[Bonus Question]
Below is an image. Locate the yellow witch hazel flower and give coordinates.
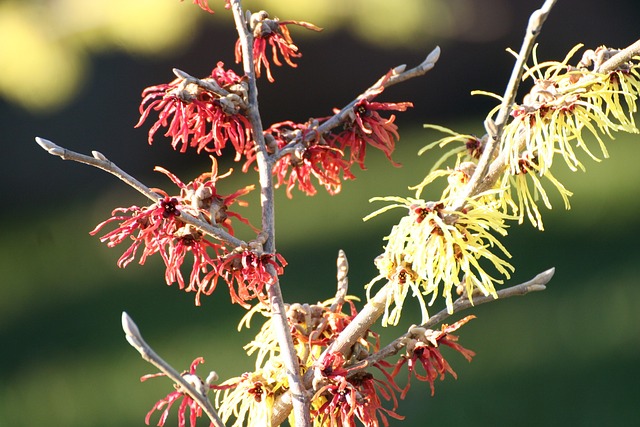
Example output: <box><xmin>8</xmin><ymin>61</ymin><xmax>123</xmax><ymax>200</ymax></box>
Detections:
<box><xmin>365</xmin><ymin>184</ymin><xmax>515</xmax><ymax>325</ymax></box>
<box><xmin>497</xmin><ymin>44</ymin><xmax>640</xmax><ymax>227</ymax></box>
<box><xmin>238</xmin><ymin>303</ymin><xmax>281</xmax><ymax>370</ymax></box>
<box><xmin>214</xmin><ymin>357</ymin><xmax>289</xmax><ymax>427</ymax></box>
<box><xmin>501</xmin><ymin>150</ymin><xmax>573</xmax><ymax>230</ymax></box>
<box><xmin>365</xmin><ymin>43</ymin><xmax>640</xmax><ymax>327</ymax></box>
<box><xmin>211</xmin><ymin>305</ymin><xmax>289</xmax><ymax>427</ymax></box>
<box><xmin>217</xmin><ymin>296</ymin><xmax>365</xmax><ymax>426</ymax></box>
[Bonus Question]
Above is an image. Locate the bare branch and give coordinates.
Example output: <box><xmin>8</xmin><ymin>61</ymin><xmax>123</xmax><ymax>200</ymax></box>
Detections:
<box><xmin>228</xmin><ymin>2</ymin><xmax>311</xmax><ymax>426</ymax></box>
<box><xmin>450</xmin><ymin>0</ymin><xmax>558</xmax><ymax>210</ymax></box>
<box><xmin>121</xmin><ymin>312</ymin><xmax>227</xmax><ymax>427</ymax></box>
<box><xmin>597</xmin><ymin>39</ymin><xmax>640</xmax><ymax>73</ymax></box>
<box><xmin>273</xmin><ymin>46</ymin><xmax>441</xmax><ymax>162</ymax></box>
<box><xmin>359</xmin><ymin>267</ymin><xmax>555</xmax><ymax>368</ymax></box>
<box><xmin>36</xmin><ymin>137</ymin><xmax>160</xmax><ymax>201</ymax></box>
<box><xmin>35</xmin><ymin>137</ymin><xmax>247</xmax><ymax>249</ymax></box>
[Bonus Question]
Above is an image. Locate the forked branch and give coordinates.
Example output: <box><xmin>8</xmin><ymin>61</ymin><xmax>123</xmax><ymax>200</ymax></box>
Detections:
<box><xmin>35</xmin><ymin>137</ymin><xmax>247</xmax><ymax>249</ymax></box>
<box><xmin>121</xmin><ymin>312</ymin><xmax>226</xmax><ymax>427</ymax></box>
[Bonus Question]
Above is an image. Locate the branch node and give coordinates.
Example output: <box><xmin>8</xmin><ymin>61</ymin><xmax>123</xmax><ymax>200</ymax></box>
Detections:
<box><xmin>92</xmin><ymin>151</ymin><xmax>108</xmax><ymax>161</ymax></box>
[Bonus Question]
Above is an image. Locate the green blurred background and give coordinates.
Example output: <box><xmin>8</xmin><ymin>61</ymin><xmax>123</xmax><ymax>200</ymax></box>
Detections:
<box><xmin>2</xmin><ymin>0</ymin><xmax>640</xmax><ymax>425</ymax></box>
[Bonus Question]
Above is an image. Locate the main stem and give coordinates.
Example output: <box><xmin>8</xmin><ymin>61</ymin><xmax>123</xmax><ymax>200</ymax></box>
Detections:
<box><xmin>229</xmin><ymin>2</ymin><xmax>310</xmax><ymax>426</ymax></box>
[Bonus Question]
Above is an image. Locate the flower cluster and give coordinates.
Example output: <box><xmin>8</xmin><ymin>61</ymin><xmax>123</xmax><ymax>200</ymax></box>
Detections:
<box><xmin>331</xmin><ymin>99</ymin><xmax>413</xmax><ymax>169</ymax></box>
<box><xmin>365</xmin><ymin>44</ymin><xmax>640</xmax><ymax>327</ymax></box>
<box><xmin>215</xmin><ymin>296</ymin><xmax>403</xmax><ymax>426</ymax></box>
<box><xmin>390</xmin><ymin>315</ymin><xmax>476</xmax><ymax>397</ymax></box>
<box><xmin>142</xmin><ymin>357</ymin><xmax>216</xmax><ymax>427</ymax></box>
<box><xmin>91</xmin><ymin>159</ymin><xmax>285</xmax><ymax>307</ymax></box>
<box><xmin>267</xmin><ymin>120</ymin><xmax>355</xmax><ymax>197</ymax></box>
<box><xmin>239</xmin><ymin>296</ymin><xmax>363</xmax><ymax>370</ymax></box>
<box><xmin>366</xmin><ymin>193</ymin><xmax>514</xmax><ymax>324</ymax></box>
<box><xmin>499</xmin><ymin>44</ymin><xmax>640</xmax><ymax>228</ymax></box>
<box><xmin>238</xmin><ymin>10</ymin><xmax>322</xmax><ymax>82</ymax></box>
<box><xmin>266</xmin><ymin>95</ymin><xmax>413</xmax><ymax>198</ymax></box>
<box><xmin>311</xmin><ymin>352</ymin><xmax>403</xmax><ymax>427</ymax></box>
<box><xmin>219</xmin><ymin>250</ymin><xmax>287</xmax><ymax>308</ymax></box>
<box><xmin>214</xmin><ymin>358</ymin><xmax>290</xmax><ymax>427</ymax></box>
<box><xmin>136</xmin><ymin>62</ymin><xmax>252</xmax><ymax>158</ymax></box>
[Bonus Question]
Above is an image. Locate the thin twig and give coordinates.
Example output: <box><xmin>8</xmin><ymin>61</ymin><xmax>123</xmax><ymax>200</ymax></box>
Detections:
<box><xmin>450</xmin><ymin>0</ymin><xmax>557</xmax><ymax>210</ymax></box>
<box><xmin>330</xmin><ymin>249</ymin><xmax>350</xmax><ymax>312</ymax></box>
<box><xmin>121</xmin><ymin>312</ymin><xmax>226</xmax><ymax>427</ymax></box>
<box><xmin>356</xmin><ymin>267</ymin><xmax>554</xmax><ymax>369</ymax></box>
<box><xmin>36</xmin><ymin>137</ymin><xmax>160</xmax><ymax>200</ymax></box>
<box><xmin>35</xmin><ymin>137</ymin><xmax>247</xmax><ymax>249</ymax></box>
<box><xmin>274</xmin><ymin>46</ymin><xmax>441</xmax><ymax>161</ymax></box>
<box><xmin>228</xmin><ymin>2</ymin><xmax>311</xmax><ymax>426</ymax></box>
<box><xmin>315</xmin><ymin>47</ymin><xmax>441</xmax><ymax>136</ymax></box>
<box><xmin>597</xmin><ymin>39</ymin><xmax>640</xmax><ymax>73</ymax></box>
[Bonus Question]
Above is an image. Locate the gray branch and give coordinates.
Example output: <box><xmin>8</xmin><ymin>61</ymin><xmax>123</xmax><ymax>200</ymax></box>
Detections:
<box><xmin>35</xmin><ymin>137</ymin><xmax>247</xmax><ymax>249</ymax></box>
<box><xmin>121</xmin><ymin>312</ymin><xmax>226</xmax><ymax>427</ymax></box>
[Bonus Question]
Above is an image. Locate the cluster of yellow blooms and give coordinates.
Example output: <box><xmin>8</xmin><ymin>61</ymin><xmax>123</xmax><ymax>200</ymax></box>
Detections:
<box><xmin>213</xmin><ymin>298</ymin><xmax>377</xmax><ymax>427</ymax></box>
<box><xmin>366</xmin><ymin>45</ymin><xmax>640</xmax><ymax>325</ymax></box>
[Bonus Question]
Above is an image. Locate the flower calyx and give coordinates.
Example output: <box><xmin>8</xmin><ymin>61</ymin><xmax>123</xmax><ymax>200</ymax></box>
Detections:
<box><xmin>577</xmin><ymin>45</ymin><xmax>630</xmax><ymax>72</ymax></box>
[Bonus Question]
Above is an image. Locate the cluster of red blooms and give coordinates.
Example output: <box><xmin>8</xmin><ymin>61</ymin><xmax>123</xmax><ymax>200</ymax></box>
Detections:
<box><xmin>136</xmin><ymin>61</ymin><xmax>252</xmax><ymax>157</ymax></box>
<box><xmin>106</xmin><ymin>2</ymin><xmax>435</xmax><ymax>427</ymax></box>
<box><xmin>134</xmin><ymin>7</ymin><xmax>412</xmax><ymax>198</ymax></box>
<box><xmin>390</xmin><ymin>315</ymin><xmax>477</xmax><ymax>398</ymax></box>
<box><xmin>238</xmin><ymin>10</ymin><xmax>322</xmax><ymax>82</ymax></box>
<box><xmin>313</xmin><ymin>352</ymin><xmax>404</xmax><ymax>427</ymax></box>
<box><xmin>307</xmin><ymin>316</ymin><xmax>476</xmax><ymax>426</ymax></box>
<box><xmin>266</xmin><ymin>120</ymin><xmax>355</xmax><ymax>197</ymax></box>
<box><xmin>142</xmin><ymin>357</ymin><xmax>213</xmax><ymax>427</ymax></box>
<box><xmin>91</xmin><ymin>159</ymin><xmax>285</xmax><ymax>308</ymax></box>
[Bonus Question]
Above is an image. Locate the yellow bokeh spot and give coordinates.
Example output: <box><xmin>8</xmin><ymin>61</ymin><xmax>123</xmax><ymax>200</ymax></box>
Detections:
<box><xmin>104</xmin><ymin>0</ymin><xmax>201</xmax><ymax>55</ymax></box>
<box><xmin>0</xmin><ymin>3</ymin><xmax>85</xmax><ymax>112</ymax></box>
<box><xmin>0</xmin><ymin>0</ymin><xmax>202</xmax><ymax>112</ymax></box>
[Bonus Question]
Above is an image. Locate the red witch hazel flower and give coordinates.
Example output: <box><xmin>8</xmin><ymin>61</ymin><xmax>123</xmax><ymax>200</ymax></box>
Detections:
<box><xmin>184</xmin><ymin>0</ymin><xmax>214</xmax><ymax>14</ymax></box>
<box><xmin>312</xmin><ymin>352</ymin><xmax>404</xmax><ymax>427</ymax></box>
<box><xmin>390</xmin><ymin>315</ymin><xmax>476</xmax><ymax>398</ymax></box>
<box><xmin>266</xmin><ymin>121</ymin><xmax>355</xmax><ymax>197</ymax></box>
<box><xmin>237</xmin><ymin>10</ymin><xmax>322</xmax><ymax>82</ymax></box>
<box><xmin>136</xmin><ymin>62</ymin><xmax>252</xmax><ymax>159</ymax></box>
<box><xmin>91</xmin><ymin>158</ymin><xmax>258</xmax><ymax>306</ymax></box>
<box><xmin>219</xmin><ymin>248</ymin><xmax>287</xmax><ymax>308</ymax></box>
<box><xmin>142</xmin><ymin>357</ymin><xmax>216</xmax><ymax>427</ymax></box>
<box><xmin>332</xmin><ymin>97</ymin><xmax>413</xmax><ymax>169</ymax></box>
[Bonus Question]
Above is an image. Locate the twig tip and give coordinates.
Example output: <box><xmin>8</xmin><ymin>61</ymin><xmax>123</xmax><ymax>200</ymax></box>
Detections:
<box><xmin>35</xmin><ymin>137</ymin><xmax>64</xmax><ymax>156</ymax></box>
<box><xmin>427</xmin><ymin>46</ymin><xmax>441</xmax><ymax>63</ymax></box>
<box><xmin>121</xmin><ymin>311</ymin><xmax>141</xmax><ymax>340</ymax></box>
<box><xmin>173</xmin><ymin>68</ymin><xmax>189</xmax><ymax>79</ymax></box>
